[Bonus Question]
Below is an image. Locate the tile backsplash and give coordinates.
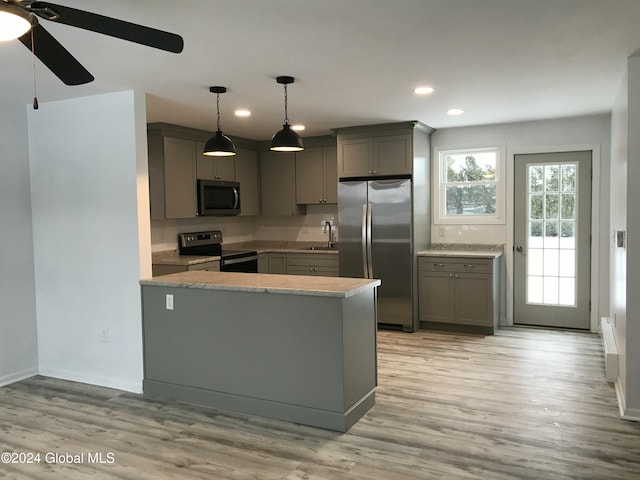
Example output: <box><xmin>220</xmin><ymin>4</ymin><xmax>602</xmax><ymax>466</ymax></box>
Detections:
<box><xmin>151</xmin><ymin>204</ymin><xmax>339</xmax><ymax>252</ymax></box>
<box><xmin>432</xmin><ymin>224</ymin><xmax>507</xmax><ymax>245</ymax></box>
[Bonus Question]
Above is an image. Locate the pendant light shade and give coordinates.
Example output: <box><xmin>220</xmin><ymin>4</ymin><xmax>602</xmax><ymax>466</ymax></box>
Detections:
<box><xmin>204</xmin><ymin>86</ymin><xmax>236</xmax><ymax>157</ymax></box>
<box><xmin>270</xmin><ymin>76</ymin><xmax>304</xmax><ymax>152</ymax></box>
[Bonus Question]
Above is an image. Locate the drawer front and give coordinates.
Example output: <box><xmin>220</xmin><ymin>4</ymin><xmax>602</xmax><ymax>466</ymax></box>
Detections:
<box><xmin>287</xmin><ymin>253</ymin><xmax>338</xmax><ymax>269</ymax></box>
<box><xmin>419</xmin><ymin>257</ymin><xmax>492</xmax><ymax>274</ymax></box>
<box><xmin>287</xmin><ymin>265</ymin><xmax>339</xmax><ymax>277</ymax></box>
<box><xmin>188</xmin><ymin>261</ymin><xmax>220</xmax><ymax>272</ymax></box>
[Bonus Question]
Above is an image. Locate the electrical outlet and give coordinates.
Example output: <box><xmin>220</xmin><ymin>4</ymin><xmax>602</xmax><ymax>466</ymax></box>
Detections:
<box><xmin>320</xmin><ymin>215</ymin><xmax>335</xmax><ymax>226</ymax></box>
<box><xmin>100</xmin><ymin>328</ymin><xmax>109</xmax><ymax>342</ymax></box>
<box><xmin>166</xmin><ymin>294</ymin><xmax>174</xmax><ymax>310</ymax></box>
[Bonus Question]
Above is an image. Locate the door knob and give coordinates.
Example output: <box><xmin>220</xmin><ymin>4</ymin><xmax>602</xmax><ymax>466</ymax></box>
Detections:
<box><xmin>516</xmin><ymin>246</ymin><xmax>523</xmax><ymax>252</ymax></box>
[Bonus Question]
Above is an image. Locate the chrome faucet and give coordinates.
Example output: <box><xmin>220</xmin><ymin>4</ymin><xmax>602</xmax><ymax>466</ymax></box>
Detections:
<box><xmin>323</xmin><ymin>221</ymin><xmax>335</xmax><ymax>247</ymax></box>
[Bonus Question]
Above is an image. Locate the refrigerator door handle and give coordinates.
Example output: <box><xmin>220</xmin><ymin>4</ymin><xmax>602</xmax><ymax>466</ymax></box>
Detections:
<box><xmin>361</xmin><ymin>204</ymin><xmax>369</xmax><ymax>278</ymax></box>
<box><xmin>366</xmin><ymin>203</ymin><xmax>373</xmax><ymax>278</ymax></box>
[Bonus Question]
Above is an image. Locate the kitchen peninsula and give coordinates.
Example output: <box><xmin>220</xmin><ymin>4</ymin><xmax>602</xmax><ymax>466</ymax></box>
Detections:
<box><xmin>140</xmin><ymin>271</ymin><xmax>380</xmax><ymax>432</ymax></box>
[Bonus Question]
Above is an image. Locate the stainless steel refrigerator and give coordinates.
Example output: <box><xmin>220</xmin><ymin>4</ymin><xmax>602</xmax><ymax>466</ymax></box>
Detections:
<box><xmin>338</xmin><ymin>177</ymin><xmax>413</xmax><ymax>331</ymax></box>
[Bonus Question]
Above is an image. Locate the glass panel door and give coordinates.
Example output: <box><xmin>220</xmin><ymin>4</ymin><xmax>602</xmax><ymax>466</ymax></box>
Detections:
<box><xmin>514</xmin><ymin>151</ymin><xmax>591</xmax><ymax>329</ymax></box>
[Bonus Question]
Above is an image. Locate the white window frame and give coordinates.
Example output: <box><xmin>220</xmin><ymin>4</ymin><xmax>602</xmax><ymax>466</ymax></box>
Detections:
<box><xmin>433</xmin><ymin>144</ymin><xmax>505</xmax><ymax>225</ymax></box>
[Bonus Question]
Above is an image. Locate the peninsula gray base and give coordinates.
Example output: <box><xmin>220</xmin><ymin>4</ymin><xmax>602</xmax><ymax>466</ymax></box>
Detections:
<box><xmin>143</xmin><ymin>379</ymin><xmax>375</xmax><ymax>432</ymax></box>
<box><xmin>141</xmin><ymin>273</ymin><xmax>379</xmax><ymax>432</ymax></box>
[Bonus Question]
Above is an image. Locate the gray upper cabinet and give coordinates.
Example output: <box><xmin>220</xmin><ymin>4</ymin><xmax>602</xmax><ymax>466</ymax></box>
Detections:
<box><xmin>195</xmin><ymin>140</ymin><xmax>236</xmax><ymax>181</ymax></box>
<box><xmin>295</xmin><ymin>144</ymin><xmax>338</xmax><ymax>204</ymax></box>
<box><xmin>148</xmin><ymin>123</ymin><xmax>260</xmax><ymax>220</ymax></box>
<box><xmin>234</xmin><ymin>148</ymin><xmax>260</xmax><ymax>216</ymax></box>
<box><xmin>148</xmin><ymin>133</ymin><xmax>197</xmax><ymax>219</ymax></box>
<box><xmin>261</xmin><ymin>151</ymin><xmax>305</xmax><ymax>216</ymax></box>
<box><xmin>337</xmin><ymin>124</ymin><xmax>418</xmax><ymax>178</ymax></box>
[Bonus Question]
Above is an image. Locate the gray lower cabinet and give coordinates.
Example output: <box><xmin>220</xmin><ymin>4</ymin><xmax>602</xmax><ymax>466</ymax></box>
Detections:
<box><xmin>257</xmin><ymin>253</ymin><xmax>269</xmax><ymax>273</ymax></box>
<box><xmin>268</xmin><ymin>253</ymin><xmax>288</xmax><ymax>274</ymax></box>
<box><xmin>418</xmin><ymin>256</ymin><xmax>499</xmax><ymax>334</ymax></box>
<box><xmin>152</xmin><ymin>261</ymin><xmax>220</xmax><ymax>277</ymax></box>
<box><xmin>287</xmin><ymin>253</ymin><xmax>338</xmax><ymax>277</ymax></box>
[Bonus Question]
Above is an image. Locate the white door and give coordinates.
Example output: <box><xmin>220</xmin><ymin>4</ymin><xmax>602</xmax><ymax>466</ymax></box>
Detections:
<box><xmin>514</xmin><ymin>151</ymin><xmax>591</xmax><ymax>329</ymax></box>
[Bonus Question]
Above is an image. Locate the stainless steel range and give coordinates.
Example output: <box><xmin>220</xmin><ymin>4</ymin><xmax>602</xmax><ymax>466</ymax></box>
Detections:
<box><xmin>178</xmin><ymin>231</ymin><xmax>258</xmax><ymax>273</ymax></box>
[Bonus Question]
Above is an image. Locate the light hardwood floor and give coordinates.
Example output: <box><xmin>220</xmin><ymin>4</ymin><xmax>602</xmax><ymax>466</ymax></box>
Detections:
<box><xmin>1</xmin><ymin>328</ymin><xmax>639</xmax><ymax>479</ymax></box>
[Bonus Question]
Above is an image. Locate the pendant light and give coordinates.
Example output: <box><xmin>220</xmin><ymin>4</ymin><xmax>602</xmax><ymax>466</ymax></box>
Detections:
<box><xmin>204</xmin><ymin>86</ymin><xmax>236</xmax><ymax>157</ymax></box>
<box><xmin>270</xmin><ymin>76</ymin><xmax>304</xmax><ymax>152</ymax></box>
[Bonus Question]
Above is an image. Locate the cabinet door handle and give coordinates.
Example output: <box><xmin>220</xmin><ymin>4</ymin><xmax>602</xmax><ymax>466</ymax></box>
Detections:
<box><xmin>463</xmin><ymin>264</ymin><xmax>476</xmax><ymax>268</ymax></box>
<box><xmin>454</xmin><ymin>274</ymin><xmax>459</xmax><ymax>278</ymax></box>
<box><xmin>433</xmin><ymin>263</ymin><xmax>446</xmax><ymax>267</ymax></box>
<box><xmin>449</xmin><ymin>273</ymin><xmax>453</xmax><ymax>277</ymax></box>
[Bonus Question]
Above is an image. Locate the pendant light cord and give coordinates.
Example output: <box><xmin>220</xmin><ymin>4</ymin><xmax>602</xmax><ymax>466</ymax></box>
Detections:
<box><xmin>31</xmin><ymin>29</ymin><xmax>39</xmax><ymax>110</ymax></box>
<box><xmin>283</xmin><ymin>83</ymin><xmax>289</xmax><ymax>125</ymax></box>
<box><xmin>216</xmin><ymin>92</ymin><xmax>221</xmax><ymax>131</ymax></box>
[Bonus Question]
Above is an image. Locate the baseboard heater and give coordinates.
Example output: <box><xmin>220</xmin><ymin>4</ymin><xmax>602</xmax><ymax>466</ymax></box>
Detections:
<box><xmin>601</xmin><ymin>316</ymin><xmax>619</xmax><ymax>383</ymax></box>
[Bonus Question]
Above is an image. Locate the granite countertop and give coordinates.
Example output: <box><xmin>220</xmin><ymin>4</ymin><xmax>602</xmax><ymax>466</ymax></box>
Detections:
<box><xmin>417</xmin><ymin>243</ymin><xmax>504</xmax><ymax>259</ymax></box>
<box><xmin>152</xmin><ymin>250</ymin><xmax>221</xmax><ymax>266</ymax></box>
<box><xmin>152</xmin><ymin>241</ymin><xmax>337</xmax><ymax>266</ymax></box>
<box><xmin>140</xmin><ymin>271</ymin><xmax>380</xmax><ymax>298</ymax></box>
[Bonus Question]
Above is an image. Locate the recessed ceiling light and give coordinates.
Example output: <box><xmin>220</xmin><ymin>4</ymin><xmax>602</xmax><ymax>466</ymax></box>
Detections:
<box><xmin>447</xmin><ymin>108</ymin><xmax>464</xmax><ymax>116</ymax></box>
<box><xmin>291</xmin><ymin>124</ymin><xmax>305</xmax><ymax>131</ymax></box>
<box><xmin>414</xmin><ymin>86</ymin><xmax>434</xmax><ymax>95</ymax></box>
<box><xmin>235</xmin><ymin>109</ymin><xmax>251</xmax><ymax>117</ymax></box>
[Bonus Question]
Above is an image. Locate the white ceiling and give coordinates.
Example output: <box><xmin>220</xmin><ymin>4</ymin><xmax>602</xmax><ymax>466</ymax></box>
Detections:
<box><xmin>3</xmin><ymin>0</ymin><xmax>640</xmax><ymax>141</ymax></box>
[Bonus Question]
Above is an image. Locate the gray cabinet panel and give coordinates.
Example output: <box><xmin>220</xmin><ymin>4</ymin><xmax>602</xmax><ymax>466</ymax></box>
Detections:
<box><xmin>268</xmin><ymin>253</ymin><xmax>287</xmax><ymax>274</ymax></box>
<box><xmin>295</xmin><ymin>146</ymin><xmax>338</xmax><ymax>204</ymax></box>
<box><xmin>418</xmin><ymin>256</ymin><xmax>499</xmax><ymax>333</ymax></box>
<box><xmin>141</xmin><ymin>283</ymin><xmax>377</xmax><ymax>431</ymax></box>
<box><xmin>261</xmin><ymin>152</ymin><xmax>304</xmax><ymax>216</ymax></box>
<box><xmin>235</xmin><ymin>148</ymin><xmax>259</xmax><ymax>216</ymax></box>
<box><xmin>162</xmin><ymin>137</ymin><xmax>197</xmax><ymax>219</ymax></box>
<box><xmin>418</xmin><ymin>272</ymin><xmax>453</xmax><ymax>323</ymax></box>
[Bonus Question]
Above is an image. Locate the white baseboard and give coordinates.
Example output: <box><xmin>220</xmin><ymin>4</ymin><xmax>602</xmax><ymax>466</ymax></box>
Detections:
<box><xmin>615</xmin><ymin>380</ymin><xmax>640</xmax><ymax>422</ymax></box>
<box><xmin>600</xmin><ymin>317</ymin><xmax>618</xmax><ymax>383</ymax></box>
<box><xmin>38</xmin><ymin>367</ymin><xmax>143</xmax><ymax>394</ymax></box>
<box><xmin>0</xmin><ymin>367</ymin><xmax>38</xmax><ymax>387</ymax></box>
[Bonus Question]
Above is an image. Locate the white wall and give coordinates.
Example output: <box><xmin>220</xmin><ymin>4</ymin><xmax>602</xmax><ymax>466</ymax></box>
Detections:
<box><xmin>0</xmin><ymin>102</ymin><xmax>38</xmax><ymax>386</ymax></box>
<box><xmin>610</xmin><ymin>58</ymin><xmax>629</xmax><ymax>410</ymax></box>
<box><xmin>432</xmin><ymin>114</ymin><xmax>611</xmax><ymax>327</ymax></box>
<box><xmin>624</xmin><ymin>56</ymin><xmax>640</xmax><ymax>416</ymax></box>
<box><xmin>28</xmin><ymin>91</ymin><xmax>150</xmax><ymax>393</ymax></box>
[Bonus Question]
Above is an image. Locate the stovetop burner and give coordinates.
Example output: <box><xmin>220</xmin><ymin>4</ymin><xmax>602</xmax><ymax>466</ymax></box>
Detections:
<box><xmin>177</xmin><ymin>231</ymin><xmax>257</xmax><ymax>262</ymax></box>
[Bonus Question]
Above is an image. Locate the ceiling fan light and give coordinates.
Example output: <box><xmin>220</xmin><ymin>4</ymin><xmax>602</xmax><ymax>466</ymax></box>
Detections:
<box><xmin>0</xmin><ymin>5</ymin><xmax>35</xmax><ymax>41</ymax></box>
<box><xmin>204</xmin><ymin>130</ymin><xmax>236</xmax><ymax>157</ymax></box>
<box><xmin>270</xmin><ymin>124</ymin><xmax>304</xmax><ymax>152</ymax></box>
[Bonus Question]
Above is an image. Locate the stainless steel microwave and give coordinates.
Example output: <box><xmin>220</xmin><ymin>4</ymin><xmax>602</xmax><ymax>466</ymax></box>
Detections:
<box><xmin>197</xmin><ymin>179</ymin><xmax>240</xmax><ymax>216</ymax></box>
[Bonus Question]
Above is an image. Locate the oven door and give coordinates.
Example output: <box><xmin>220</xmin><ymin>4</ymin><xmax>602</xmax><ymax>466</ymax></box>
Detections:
<box><xmin>221</xmin><ymin>255</ymin><xmax>258</xmax><ymax>273</ymax></box>
<box><xmin>197</xmin><ymin>179</ymin><xmax>240</xmax><ymax>216</ymax></box>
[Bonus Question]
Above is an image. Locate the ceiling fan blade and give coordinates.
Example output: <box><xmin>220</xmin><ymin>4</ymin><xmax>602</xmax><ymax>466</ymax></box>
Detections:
<box><xmin>30</xmin><ymin>2</ymin><xmax>184</xmax><ymax>53</ymax></box>
<box><xmin>19</xmin><ymin>23</ymin><xmax>94</xmax><ymax>85</ymax></box>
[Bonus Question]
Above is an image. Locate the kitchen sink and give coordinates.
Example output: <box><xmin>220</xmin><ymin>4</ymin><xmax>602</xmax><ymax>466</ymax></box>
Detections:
<box><xmin>306</xmin><ymin>246</ymin><xmax>338</xmax><ymax>251</ymax></box>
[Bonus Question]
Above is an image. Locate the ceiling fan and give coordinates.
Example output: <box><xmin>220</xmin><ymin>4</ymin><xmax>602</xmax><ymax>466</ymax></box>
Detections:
<box><xmin>0</xmin><ymin>0</ymin><xmax>184</xmax><ymax>86</ymax></box>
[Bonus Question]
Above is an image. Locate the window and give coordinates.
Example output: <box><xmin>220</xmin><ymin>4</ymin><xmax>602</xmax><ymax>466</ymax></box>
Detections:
<box><xmin>434</xmin><ymin>145</ymin><xmax>504</xmax><ymax>224</ymax></box>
